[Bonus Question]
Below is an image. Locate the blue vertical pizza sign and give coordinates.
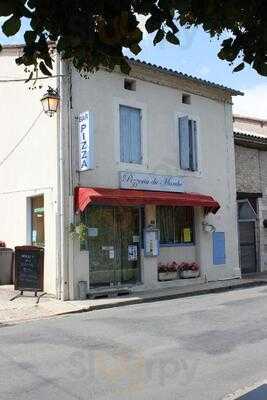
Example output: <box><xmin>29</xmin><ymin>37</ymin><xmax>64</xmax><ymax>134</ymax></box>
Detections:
<box><xmin>79</xmin><ymin>111</ymin><xmax>94</xmax><ymax>171</ymax></box>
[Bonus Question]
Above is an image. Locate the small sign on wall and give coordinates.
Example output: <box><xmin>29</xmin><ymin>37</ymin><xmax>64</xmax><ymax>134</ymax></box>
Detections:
<box><xmin>88</xmin><ymin>228</ymin><xmax>98</xmax><ymax>237</ymax></box>
<box><xmin>213</xmin><ymin>232</ymin><xmax>226</xmax><ymax>265</ymax></box>
<box><xmin>79</xmin><ymin>111</ymin><xmax>94</xmax><ymax>171</ymax></box>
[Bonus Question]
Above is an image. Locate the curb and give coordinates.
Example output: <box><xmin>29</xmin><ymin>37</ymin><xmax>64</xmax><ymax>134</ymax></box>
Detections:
<box><xmin>62</xmin><ymin>279</ymin><xmax>267</xmax><ymax>315</ymax></box>
<box><xmin>2</xmin><ymin>280</ymin><xmax>267</xmax><ymax>326</ymax></box>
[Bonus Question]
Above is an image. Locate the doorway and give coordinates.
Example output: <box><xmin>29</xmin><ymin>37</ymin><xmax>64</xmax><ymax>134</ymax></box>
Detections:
<box><xmin>31</xmin><ymin>195</ymin><xmax>45</xmax><ymax>248</ymax></box>
<box><xmin>238</xmin><ymin>200</ymin><xmax>257</xmax><ymax>274</ymax></box>
<box><xmin>86</xmin><ymin>205</ymin><xmax>142</xmax><ymax>288</ymax></box>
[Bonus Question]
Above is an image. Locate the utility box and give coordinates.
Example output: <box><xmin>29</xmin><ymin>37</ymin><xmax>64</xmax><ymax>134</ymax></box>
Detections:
<box><xmin>0</xmin><ymin>248</ymin><xmax>13</xmax><ymax>285</ymax></box>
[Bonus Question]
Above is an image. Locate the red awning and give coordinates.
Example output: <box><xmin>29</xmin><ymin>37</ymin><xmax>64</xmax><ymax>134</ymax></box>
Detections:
<box><xmin>75</xmin><ymin>187</ymin><xmax>220</xmax><ymax>214</ymax></box>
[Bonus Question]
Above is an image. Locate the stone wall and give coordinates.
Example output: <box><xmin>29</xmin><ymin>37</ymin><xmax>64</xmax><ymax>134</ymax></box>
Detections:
<box><xmin>235</xmin><ymin>145</ymin><xmax>261</xmax><ymax>193</ymax></box>
<box><xmin>235</xmin><ymin>141</ymin><xmax>267</xmax><ymax>273</ymax></box>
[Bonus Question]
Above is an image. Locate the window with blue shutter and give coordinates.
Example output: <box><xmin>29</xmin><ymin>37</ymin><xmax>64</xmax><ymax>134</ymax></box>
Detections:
<box><xmin>213</xmin><ymin>232</ymin><xmax>226</xmax><ymax>265</ymax></box>
<box><xmin>120</xmin><ymin>105</ymin><xmax>142</xmax><ymax>164</ymax></box>
<box><xmin>179</xmin><ymin>117</ymin><xmax>198</xmax><ymax>171</ymax></box>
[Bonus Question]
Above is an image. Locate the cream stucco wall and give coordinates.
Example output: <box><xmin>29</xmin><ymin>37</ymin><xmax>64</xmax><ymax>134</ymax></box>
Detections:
<box><xmin>69</xmin><ymin>66</ymin><xmax>240</xmax><ymax>297</ymax></box>
<box><xmin>0</xmin><ymin>48</ymin><xmax>59</xmax><ymax>294</ymax></box>
<box><xmin>0</xmin><ymin>53</ymin><xmax>241</xmax><ymax>300</ymax></box>
<box><xmin>234</xmin><ymin>116</ymin><xmax>267</xmax><ymax>137</ymax></box>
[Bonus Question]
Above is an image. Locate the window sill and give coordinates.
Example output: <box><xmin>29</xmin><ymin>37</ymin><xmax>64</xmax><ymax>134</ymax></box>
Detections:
<box><xmin>179</xmin><ymin>170</ymin><xmax>202</xmax><ymax>178</ymax></box>
<box><xmin>117</xmin><ymin>162</ymin><xmax>147</xmax><ymax>171</ymax></box>
<box><xmin>160</xmin><ymin>243</ymin><xmax>195</xmax><ymax>248</ymax></box>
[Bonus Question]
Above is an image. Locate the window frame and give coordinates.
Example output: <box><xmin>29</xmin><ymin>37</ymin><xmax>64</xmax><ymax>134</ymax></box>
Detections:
<box><xmin>156</xmin><ymin>205</ymin><xmax>195</xmax><ymax>247</ymax></box>
<box><xmin>237</xmin><ymin>199</ymin><xmax>257</xmax><ymax>222</ymax></box>
<box><xmin>114</xmin><ymin>97</ymin><xmax>148</xmax><ymax>170</ymax></box>
<box><xmin>177</xmin><ymin>113</ymin><xmax>202</xmax><ymax>177</ymax></box>
<box><xmin>119</xmin><ymin>105</ymin><xmax>142</xmax><ymax>164</ymax></box>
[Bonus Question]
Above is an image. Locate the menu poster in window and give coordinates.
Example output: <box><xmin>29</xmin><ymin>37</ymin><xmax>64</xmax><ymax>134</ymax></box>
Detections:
<box><xmin>128</xmin><ymin>245</ymin><xmax>138</xmax><ymax>261</ymax></box>
<box><xmin>15</xmin><ymin>246</ymin><xmax>44</xmax><ymax>292</ymax></box>
<box><xmin>183</xmin><ymin>228</ymin><xmax>192</xmax><ymax>243</ymax></box>
<box><xmin>144</xmin><ymin>229</ymin><xmax>159</xmax><ymax>257</ymax></box>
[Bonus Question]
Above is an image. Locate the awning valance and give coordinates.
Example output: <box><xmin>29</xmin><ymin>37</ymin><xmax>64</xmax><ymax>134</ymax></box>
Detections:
<box><xmin>75</xmin><ymin>187</ymin><xmax>220</xmax><ymax>214</ymax></box>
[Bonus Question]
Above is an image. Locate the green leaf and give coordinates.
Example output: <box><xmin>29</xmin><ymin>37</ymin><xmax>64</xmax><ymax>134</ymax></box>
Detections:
<box><xmin>233</xmin><ymin>62</ymin><xmax>244</xmax><ymax>72</ymax></box>
<box><xmin>153</xmin><ymin>29</ymin><xmax>164</xmax><ymax>45</ymax></box>
<box><xmin>253</xmin><ymin>61</ymin><xmax>267</xmax><ymax>76</ymax></box>
<box><xmin>27</xmin><ymin>0</ymin><xmax>37</xmax><ymax>10</ymax></box>
<box><xmin>218</xmin><ymin>47</ymin><xmax>236</xmax><ymax>62</ymax></box>
<box><xmin>25</xmin><ymin>71</ymin><xmax>33</xmax><ymax>83</ymax></box>
<box><xmin>24</xmin><ymin>30</ymin><xmax>37</xmax><ymax>44</ymax></box>
<box><xmin>145</xmin><ymin>16</ymin><xmax>161</xmax><ymax>33</ymax></box>
<box><xmin>2</xmin><ymin>15</ymin><xmax>21</xmax><ymax>37</ymax></box>
<box><xmin>166</xmin><ymin>31</ymin><xmax>180</xmax><ymax>45</ymax></box>
<box><xmin>43</xmin><ymin>55</ymin><xmax>53</xmax><ymax>70</ymax></box>
<box><xmin>0</xmin><ymin>4</ymin><xmax>13</xmax><ymax>16</ymax></box>
<box><xmin>129</xmin><ymin>28</ymin><xmax>142</xmax><ymax>44</ymax></box>
<box><xmin>120</xmin><ymin>58</ymin><xmax>131</xmax><ymax>74</ymax></box>
<box><xmin>129</xmin><ymin>43</ymin><xmax>141</xmax><ymax>55</ymax></box>
<box><xmin>39</xmin><ymin>61</ymin><xmax>52</xmax><ymax>76</ymax></box>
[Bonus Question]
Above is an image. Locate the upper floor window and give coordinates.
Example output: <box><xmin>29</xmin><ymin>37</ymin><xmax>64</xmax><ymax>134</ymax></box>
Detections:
<box><xmin>120</xmin><ymin>105</ymin><xmax>142</xmax><ymax>164</ymax></box>
<box><xmin>124</xmin><ymin>79</ymin><xmax>136</xmax><ymax>91</ymax></box>
<box><xmin>182</xmin><ymin>93</ymin><xmax>191</xmax><ymax>105</ymax></box>
<box><xmin>179</xmin><ymin>116</ymin><xmax>198</xmax><ymax>171</ymax></box>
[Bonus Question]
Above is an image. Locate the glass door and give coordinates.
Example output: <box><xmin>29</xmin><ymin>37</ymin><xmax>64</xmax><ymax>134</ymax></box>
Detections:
<box><xmin>87</xmin><ymin>205</ymin><xmax>141</xmax><ymax>288</ymax></box>
<box><xmin>87</xmin><ymin>206</ymin><xmax>115</xmax><ymax>288</ymax></box>
<box><xmin>115</xmin><ymin>206</ymin><xmax>141</xmax><ymax>285</ymax></box>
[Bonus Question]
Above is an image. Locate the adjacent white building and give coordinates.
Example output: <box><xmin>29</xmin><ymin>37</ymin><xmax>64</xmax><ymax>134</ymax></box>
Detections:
<box><xmin>0</xmin><ymin>46</ymin><xmax>242</xmax><ymax>299</ymax></box>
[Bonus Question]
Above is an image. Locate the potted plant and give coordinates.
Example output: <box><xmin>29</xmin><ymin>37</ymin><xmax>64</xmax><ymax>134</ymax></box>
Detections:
<box><xmin>158</xmin><ymin>261</ymin><xmax>179</xmax><ymax>281</ymax></box>
<box><xmin>69</xmin><ymin>222</ymin><xmax>88</xmax><ymax>241</ymax></box>
<box><xmin>179</xmin><ymin>262</ymin><xmax>200</xmax><ymax>279</ymax></box>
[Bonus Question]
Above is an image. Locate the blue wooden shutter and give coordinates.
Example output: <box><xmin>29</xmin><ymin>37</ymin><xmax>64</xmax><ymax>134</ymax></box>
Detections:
<box><xmin>191</xmin><ymin>120</ymin><xmax>198</xmax><ymax>171</ymax></box>
<box><xmin>120</xmin><ymin>105</ymin><xmax>142</xmax><ymax>164</ymax></box>
<box><xmin>179</xmin><ymin>116</ymin><xmax>190</xmax><ymax>170</ymax></box>
<box><xmin>213</xmin><ymin>232</ymin><xmax>226</xmax><ymax>265</ymax></box>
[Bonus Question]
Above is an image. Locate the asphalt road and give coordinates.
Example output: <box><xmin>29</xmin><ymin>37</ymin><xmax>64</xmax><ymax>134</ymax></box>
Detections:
<box><xmin>1</xmin><ymin>286</ymin><xmax>267</xmax><ymax>400</ymax></box>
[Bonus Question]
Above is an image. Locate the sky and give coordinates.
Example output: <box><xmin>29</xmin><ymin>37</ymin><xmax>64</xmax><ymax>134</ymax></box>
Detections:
<box><xmin>1</xmin><ymin>17</ymin><xmax>266</xmax><ymax>119</ymax></box>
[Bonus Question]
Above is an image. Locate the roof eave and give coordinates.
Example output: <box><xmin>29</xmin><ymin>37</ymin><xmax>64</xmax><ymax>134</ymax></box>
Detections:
<box><xmin>234</xmin><ymin>131</ymin><xmax>267</xmax><ymax>149</ymax></box>
<box><xmin>127</xmin><ymin>57</ymin><xmax>244</xmax><ymax>97</ymax></box>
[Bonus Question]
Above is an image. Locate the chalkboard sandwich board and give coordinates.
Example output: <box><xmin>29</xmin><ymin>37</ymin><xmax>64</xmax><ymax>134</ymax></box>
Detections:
<box><xmin>14</xmin><ymin>246</ymin><xmax>44</xmax><ymax>293</ymax></box>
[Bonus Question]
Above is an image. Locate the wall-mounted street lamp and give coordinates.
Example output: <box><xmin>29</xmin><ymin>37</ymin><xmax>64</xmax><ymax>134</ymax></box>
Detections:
<box><xmin>202</xmin><ymin>221</ymin><xmax>216</xmax><ymax>233</ymax></box>
<box><xmin>40</xmin><ymin>87</ymin><xmax>60</xmax><ymax>117</ymax></box>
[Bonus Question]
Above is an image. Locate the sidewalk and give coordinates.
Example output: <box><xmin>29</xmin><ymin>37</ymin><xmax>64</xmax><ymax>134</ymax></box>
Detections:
<box><xmin>0</xmin><ymin>276</ymin><xmax>267</xmax><ymax>325</ymax></box>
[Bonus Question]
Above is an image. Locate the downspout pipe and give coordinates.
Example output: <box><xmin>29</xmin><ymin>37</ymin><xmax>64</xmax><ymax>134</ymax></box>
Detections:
<box><xmin>56</xmin><ymin>58</ymin><xmax>70</xmax><ymax>300</ymax></box>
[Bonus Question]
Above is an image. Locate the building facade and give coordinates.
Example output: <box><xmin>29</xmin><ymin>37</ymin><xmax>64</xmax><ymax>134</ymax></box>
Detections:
<box><xmin>234</xmin><ymin>115</ymin><xmax>267</xmax><ymax>275</ymax></box>
<box><xmin>0</xmin><ymin>46</ymin><xmax>241</xmax><ymax>300</ymax></box>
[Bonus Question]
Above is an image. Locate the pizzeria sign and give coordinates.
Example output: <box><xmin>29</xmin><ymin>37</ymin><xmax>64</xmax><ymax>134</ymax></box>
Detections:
<box><xmin>119</xmin><ymin>172</ymin><xmax>184</xmax><ymax>192</ymax></box>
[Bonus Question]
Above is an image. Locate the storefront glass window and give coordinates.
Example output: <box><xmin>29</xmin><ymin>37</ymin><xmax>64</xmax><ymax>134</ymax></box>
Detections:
<box><xmin>157</xmin><ymin>206</ymin><xmax>194</xmax><ymax>245</ymax></box>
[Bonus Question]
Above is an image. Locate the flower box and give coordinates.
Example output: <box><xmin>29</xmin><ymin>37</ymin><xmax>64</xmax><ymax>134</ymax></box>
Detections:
<box><xmin>158</xmin><ymin>271</ymin><xmax>178</xmax><ymax>281</ymax></box>
<box><xmin>158</xmin><ymin>261</ymin><xmax>200</xmax><ymax>281</ymax></box>
<box><xmin>180</xmin><ymin>270</ymin><xmax>200</xmax><ymax>279</ymax></box>
<box><xmin>158</xmin><ymin>261</ymin><xmax>179</xmax><ymax>282</ymax></box>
